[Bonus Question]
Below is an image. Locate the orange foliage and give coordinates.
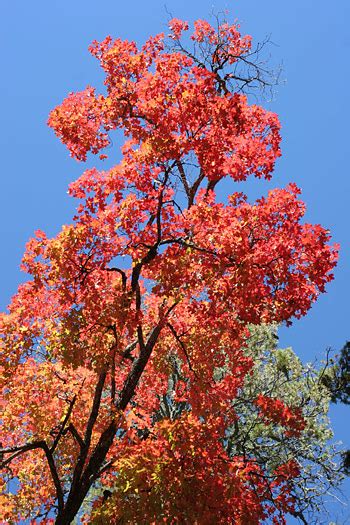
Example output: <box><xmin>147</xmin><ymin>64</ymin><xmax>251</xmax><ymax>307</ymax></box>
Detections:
<box><xmin>0</xmin><ymin>16</ymin><xmax>337</xmax><ymax>524</ymax></box>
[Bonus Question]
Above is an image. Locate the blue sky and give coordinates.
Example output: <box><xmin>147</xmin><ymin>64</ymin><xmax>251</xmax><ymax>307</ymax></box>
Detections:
<box><xmin>1</xmin><ymin>0</ymin><xmax>349</xmax><ymax>522</ymax></box>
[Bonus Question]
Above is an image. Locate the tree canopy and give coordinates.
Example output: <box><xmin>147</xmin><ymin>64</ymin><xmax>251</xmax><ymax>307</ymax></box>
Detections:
<box><xmin>0</xmin><ymin>16</ymin><xmax>339</xmax><ymax>524</ymax></box>
<box><xmin>89</xmin><ymin>325</ymin><xmax>343</xmax><ymax>524</ymax></box>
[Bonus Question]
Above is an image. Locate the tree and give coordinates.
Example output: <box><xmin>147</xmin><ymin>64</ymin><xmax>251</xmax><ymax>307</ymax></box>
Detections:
<box><xmin>320</xmin><ymin>341</ymin><xmax>350</xmax><ymax>476</ymax></box>
<box><xmin>226</xmin><ymin>327</ymin><xmax>344</xmax><ymax>524</ymax></box>
<box><xmin>0</xmin><ymin>17</ymin><xmax>338</xmax><ymax>524</ymax></box>
<box><xmin>88</xmin><ymin>325</ymin><xmax>344</xmax><ymax>524</ymax></box>
<box><xmin>321</xmin><ymin>341</ymin><xmax>350</xmax><ymax>405</ymax></box>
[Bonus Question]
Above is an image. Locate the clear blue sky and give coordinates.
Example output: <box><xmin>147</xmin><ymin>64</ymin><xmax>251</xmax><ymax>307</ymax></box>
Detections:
<box><xmin>1</xmin><ymin>1</ymin><xmax>349</xmax><ymax>522</ymax></box>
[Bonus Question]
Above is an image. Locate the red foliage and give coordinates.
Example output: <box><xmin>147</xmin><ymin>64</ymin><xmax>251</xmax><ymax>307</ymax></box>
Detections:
<box><xmin>255</xmin><ymin>395</ymin><xmax>306</xmax><ymax>437</ymax></box>
<box><xmin>0</xmin><ymin>16</ymin><xmax>338</xmax><ymax>524</ymax></box>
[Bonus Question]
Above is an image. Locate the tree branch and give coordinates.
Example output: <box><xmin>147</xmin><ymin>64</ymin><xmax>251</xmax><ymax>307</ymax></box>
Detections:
<box><xmin>176</xmin><ymin>160</ymin><xmax>191</xmax><ymax>203</ymax></box>
<box><xmin>50</xmin><ymin>394</ymin><xmax>77</xmax><ymax>454</ymax></box>
<box><xmin>167</xmin><ymin>322</ymin><xmax>197</xmax><ymax>376</ymax></box>
<box><xmin>65</xmin><ymin>423</ymin><xmax>85</xmax><ymax>450</ymax></box>
<box><xmin>0</xmin><ymin>441</ymin><xmax>64</xmax><ymax>514</ymax></box>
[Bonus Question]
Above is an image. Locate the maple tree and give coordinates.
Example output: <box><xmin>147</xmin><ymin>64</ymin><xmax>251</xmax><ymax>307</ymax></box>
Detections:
<box><xmin>88</xmin><ymin>326</ymin><xmax>344</xmax><ymax>524</ymax></box>
<box><xmin>0</xmin><ymin>16</ymin><xmax>339</xmax><ymax>524</ymax></box>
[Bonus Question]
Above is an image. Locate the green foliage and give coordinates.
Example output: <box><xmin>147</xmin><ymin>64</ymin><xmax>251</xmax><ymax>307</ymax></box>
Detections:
<box><xmin>321</xmin><ymin>341</ymin><xmax>350</xmax><ymax>405</ymax></box>
<box><xmin>227</xmin><ymin>325</ymin><xmax>344</xmax><ymax>522</ymax></box>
